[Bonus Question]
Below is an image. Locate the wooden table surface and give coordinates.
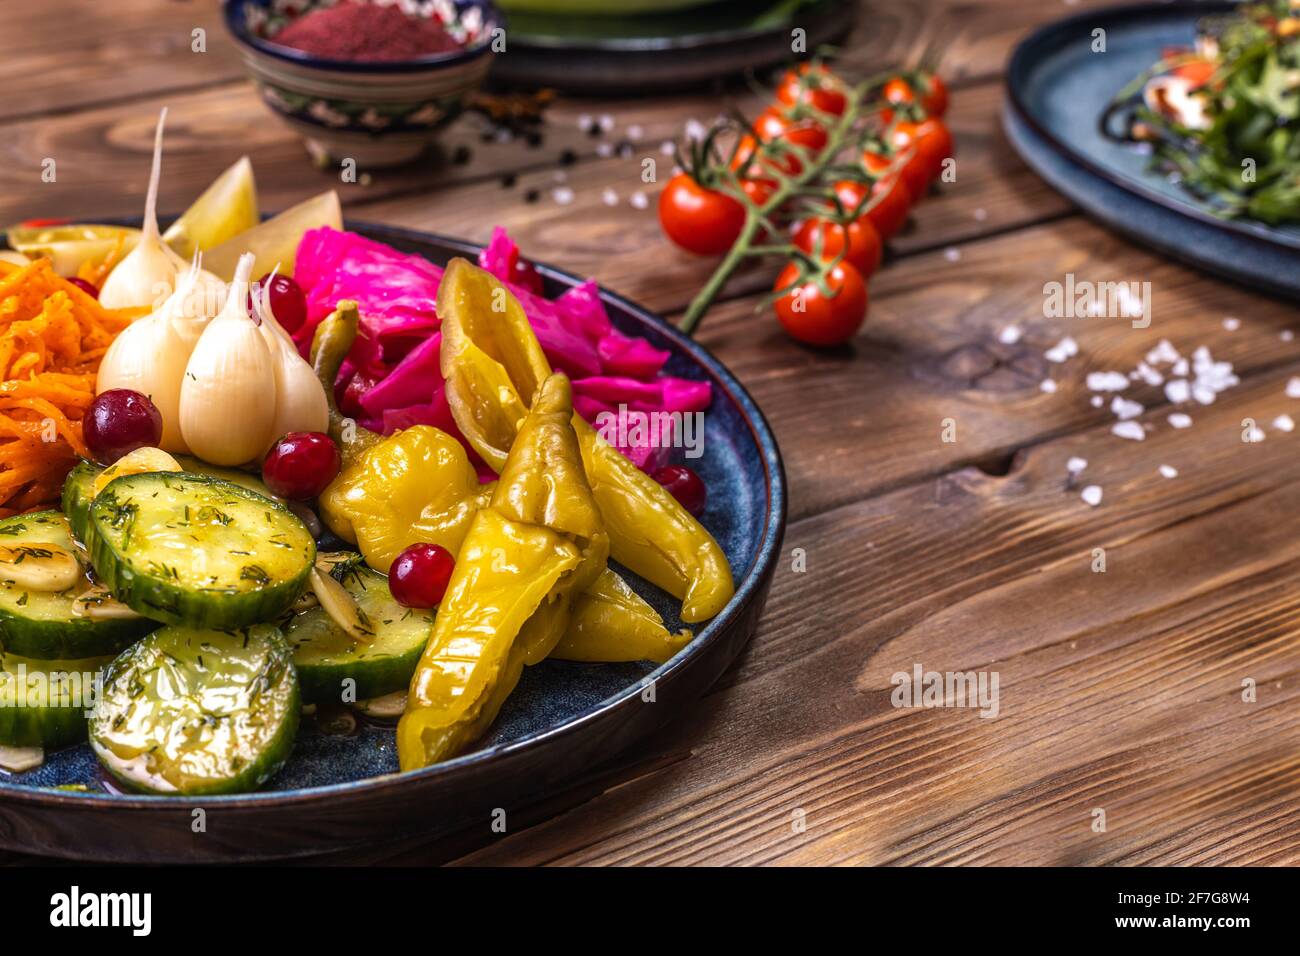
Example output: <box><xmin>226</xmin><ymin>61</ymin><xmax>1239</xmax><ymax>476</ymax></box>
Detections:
<box><xmin>5</xmin><ymin>0</ymin><xmax>1299</xmax><ymax>866</ymax></box>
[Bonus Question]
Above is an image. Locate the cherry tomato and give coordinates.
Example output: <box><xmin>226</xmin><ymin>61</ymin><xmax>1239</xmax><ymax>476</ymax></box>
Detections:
<box><xmin>918</xmin><ymin>73</ymin><xmax>949</xmax><ymax>116</ymax></box>
<box><xmin>793</xmin><ymin>216</ymin><xmax>882</xmax><ymax>280</ymax></box>
<box><xmin>389</xmin><ymin>543</ymin><xmax>455</xmax><ymax>608</ymax></box>
<box><xmin>881</xmin><ymin>73</ymin><xmax>948</xmax><ymax>118</ymax></box>
<box><xmin>752</xmin><ymin>107</ymin><xmax>828</xmax><ymax>174</ymax></box>
<box><xmin>839</xmin><ymin>168</ymin><xmax>911</xmax><ymax>241</ymax></box>
<box><xmin>652</xmin><ymin>465</ymin><xmax>707</xmax><ymax>516</ymax></box>
<box><xmin>775</xmin><ymin>63</ymin><xmax>848</xmax><ymax>116</ymax></box>
<box><xmin>1171</xmin><ymin>58</ymin><xmax>1215</xmax><ymax>89</ymax></box>
<box><xmin>883</xmin><ymin>77</ymin><xmax>915</xmax><ymax>108</ymax></box>
<box><xmin>658</xmin><ymin>172</ymin><xmax>745</xmax><ymax>256</ymax></box>
<box><xmin>84</xmin><ymin>389</ymin><xmax>163</xmax><ymax>465</ymax></box>
<box><xmin>262</xmin><ymin>432</ymin><xmax>341</xmax><ymax>500</ymax></box>
<box><xmin>773</xmin><ymin>260</ymin><xmax>868</xmax><ymax>347</ymax></box>
<box><xmin>889</xmin><ymin>117</ymin><xmax>954</xmax><ymax>183</ymax></box>
<box><xmin>864</xmin><ymin>147</ymin><xmax>928</xmax><ymax>208</ymax></box>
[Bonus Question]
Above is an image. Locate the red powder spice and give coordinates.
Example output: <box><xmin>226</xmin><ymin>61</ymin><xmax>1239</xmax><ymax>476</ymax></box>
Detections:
<box><xmin>272</xmin><ymin>2</ymin><xmax>463</xmax><ymax>62</ymax></box>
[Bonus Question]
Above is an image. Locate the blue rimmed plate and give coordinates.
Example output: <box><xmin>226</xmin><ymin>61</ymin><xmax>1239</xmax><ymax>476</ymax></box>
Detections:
<box><xmin>1003</xmin><ymin>1</ymin><xmax>1300</xmax><ymax>299</ymax></box>
<box><xmin>0</xmin><ymin>223</ymin><xmax>785</xmax><ymax>862</ymax></box>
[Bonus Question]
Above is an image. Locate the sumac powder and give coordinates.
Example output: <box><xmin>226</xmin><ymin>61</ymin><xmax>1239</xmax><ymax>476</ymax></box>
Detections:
<box><xmin>272</xmin><ymin>2</ymin><xmax>463</xmax><ymax>62</ymax></box>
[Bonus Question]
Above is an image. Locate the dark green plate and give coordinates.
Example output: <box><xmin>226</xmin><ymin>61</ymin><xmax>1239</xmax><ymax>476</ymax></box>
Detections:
<box><xmin>492</xmin><ymin>0</ymin><xmax>853</xmax><ymax>92</ymax></box>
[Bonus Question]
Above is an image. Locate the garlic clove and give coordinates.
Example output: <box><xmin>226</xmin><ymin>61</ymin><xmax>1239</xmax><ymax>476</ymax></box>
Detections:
<box><xmin>309</xmin><ymin>567</ymin><xmax>375</xmax><ymax>643</ymax></box>
<box><xmin>178</xmin><ymin>253</ymin><xmax>279</xmax><ymax>466</ymax></box>
<box><xmin>71</xmin><ymin>584</ymin><xmax>143</xmax><ymax>620</ymax></box>
<box><xmin>0</xmin><ymin>543</ymin><xmax>82</xmax><ymax>593</ymax></box>
<box><xmin>0</xmin><ymin>745</ymin><xmax>44</xmax><ymax>773</ymax></box>
<box><xmin>91</xmin><ymin>446</ymin><xmax>182</xmax><ymax>497</ymax></box>
<box><xmin>99</xmin><ymin>108</ymin><xmax>180</xmax><ymax>310</ymax></box>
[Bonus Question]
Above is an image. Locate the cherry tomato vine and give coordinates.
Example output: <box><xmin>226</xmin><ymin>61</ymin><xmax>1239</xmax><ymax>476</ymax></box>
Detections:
<box><xmin>661</xmin><ymin>62</ymin><xmax>952</xmax><ymax>347</ymax></box>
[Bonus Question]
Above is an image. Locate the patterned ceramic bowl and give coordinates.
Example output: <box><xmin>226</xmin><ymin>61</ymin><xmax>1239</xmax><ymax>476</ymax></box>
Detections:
<box><xmin>224</xmin><ymin>0</ymin><xmax>501</xmax><ymax>167</ymax></box>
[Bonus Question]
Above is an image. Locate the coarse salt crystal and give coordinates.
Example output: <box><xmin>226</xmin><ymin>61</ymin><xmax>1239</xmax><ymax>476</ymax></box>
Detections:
<box><xmin>1165</xmin><ymin>379</ymin><xmax>1190</xmax><ymax>404</ymax></box>
<box><xmin>1172</xmin><ymin>358</ymin><xmax>1189</xmax><ymax>376</ymax></box>
<box><xmin>1134</xmin><ymin>361</ymin><xmax>1164</xmax><ymax>387</ymax></box>
<box><xmin>552</xmin><ymin>187</ymin><xmax>575</xmax><ymax>205</ymax></box>
<box><xmin>1273</xmin><ymin>414</ymin><xmax>1295</xmax><ymax>433</ymax></box>
<box><xmin>1040</xmin><ymin>378</ymin><xmax>1058</xmax><ymax>393</ymax></box>
<box><xmin>601</xmin><ymin>188</ymin><xmax>618</xmax><ymax>206</ymax></box>
<box><xmin>596</xmin><ymin>142</ymin><xmax>614</xmax><ymax>158</ymax></box>
<box><xmin>1081</xmin><ymin>485</ymin><xmax>1103</xmax><ymax>506</ymax></box>
<box><xmin>1145</xmin><ymin>339</ymin><xmax>1180</xmax><ymax>366</ymax></box>
<box><xmin>1192</xmin><ymin>384</ymin><xmax>1217</xmax><ymax>405</ymax></box>
<box><xmin>1245</xmin><ymin>424</ymin><xmax>1266</xmax><ymax>443</ymax></box>
<box><xmin>630</xmin><ymin>191</ymin><xmax>648</xmax><ymax>209</ymax></box>
<box><xmin>684</xmin><ymin>119</ymin><xmax>707</xmax><ymax>141</ymax></box>
<box><xmin>1111</xmin><ymin>396</ymin><xmax>1144</xmax><ymax>420</ymax></box>
<box><xmin>1168</xmin><ymin>412</ymin><xmax>1193</xmax><ymax>428</ymax></box>
<box><xmin>998</xmin><ymin>325</ymin><xmax>1021</xmax><ymax>345</ymax></box>
<box><xmin>660</xmin><ymin>140</ymin><xmax>675</xmax><ymax>156</ymax></box>
<box><xmin>974</xmin><ymin>207</ymin><xmax>988</xmax><ymax>221</ymax></box>
<box><xmin>1067</xmin><ymin>456</ymin><xmax>1087</xmax><ymax>474</ymax></box>
<box><xmin>1282</xmin><ymin>330</ymin><xmax>1295</xmax><ymax>342</ymax></box>
<box><xmin>1223</xmin><ymin>317</ymin><xmax>1240</xmax><ymax>331</ymax></box>
<box><xmin>1087</xmin><ymin>371</ymin><xmax>1129</xmax><ymax>392</ymax></box>
<box><xmin>1287</xmin><ymin>376</ymin><xmax>1300</xmax><ymax>399</ymax></box>
<box><xmin>627</xmin><ymin>124</ymin><xmax>644</xmax><ymax>140</ymax></box>
<box><xmin>1112</xmin><ymin>421</ymin><xmax>1146</xmax><ymax>441</ymax></box>
<box><xmin>1159</xmin><ymin>464</ymin><xmax>1178</xmax><ymax>479</ymax></box>
<box><xmin>944</xmin><ymin>247</ymin><xmax>961</xmax><ymax>262</ymax></box>
<box><xmin>1045</xmin><ymin>337</ymin><xmax>1078</xmax><ymax>363</ymax></box>
<box><xmin>599</xmin><ymin>114</ymin><xmax>616</xmax><ymax>133</ymax></box>
<box><xmin>1091</xmin><ymin>395</ymin><xmax>1104</xmax><ymax>408</ymax></box>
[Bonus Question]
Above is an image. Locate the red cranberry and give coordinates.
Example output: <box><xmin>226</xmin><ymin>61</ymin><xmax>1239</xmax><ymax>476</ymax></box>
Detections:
<box><xmin>652</xmin><ymin>464</ymin><xmax>707</xmax><ymax>516</ymax></box>
<box><xmin>67</xmin><ymin>277</ymin><xmax>99</xmax><ymax>299</ymax></box>
<box><xmin>83</xmin><ymin>390</ymin><xmax>163</xmax><ymax>465</ymax></box>
<box><xmin>389</xmin><ymin>543</ymin><xmax>455</xmax><ymax>608</ymax></box>
<box><xmin>249</xmin><ymin>274</ymin><xmax>308</xmax><ymax>334</ymax></box>
<box><xmin>261</xmin><ymin>432</ymin><xmax>341</xmax><ymax>500</ymax></box>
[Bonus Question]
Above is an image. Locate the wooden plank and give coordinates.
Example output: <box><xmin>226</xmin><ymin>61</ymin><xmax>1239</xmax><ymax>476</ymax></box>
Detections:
<box><xmin>686</xmin><ymin>216</ymin><xmax>1300</xmax><ymax>521</ymax></box>
<box><xmin>436</xmin><ymin>361</ymin><xmax>1300</xmax><ymax>865</ymax></box>
<box><xmin>0</xmin><ymin>0</ymin><xmax>244</xmax><ymax>121</ymax></box>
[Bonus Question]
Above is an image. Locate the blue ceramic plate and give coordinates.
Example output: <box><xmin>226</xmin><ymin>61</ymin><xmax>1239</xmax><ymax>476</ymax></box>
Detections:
<box><xmin>1004</xmin><ymin>1</ymin><xmax>1300</xmax><ymax>298</ymax></box>
<box><xmin>0</xmin><ymin>224</ymin><xmax>785</xmax><ymax>862</ymax></box>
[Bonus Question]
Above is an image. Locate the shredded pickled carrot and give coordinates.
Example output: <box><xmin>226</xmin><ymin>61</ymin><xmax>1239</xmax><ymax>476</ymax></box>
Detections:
<box><xmin>0</xmin><ymin>259</ymin><xmax>141</xmax><ymax>514</ymax></box>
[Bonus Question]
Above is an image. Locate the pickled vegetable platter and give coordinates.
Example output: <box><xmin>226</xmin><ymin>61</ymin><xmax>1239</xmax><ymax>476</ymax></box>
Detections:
<box><xmin>0</xmin><ymin>115</ymin><xmax>780</xmax><ymax>841</ymax></box>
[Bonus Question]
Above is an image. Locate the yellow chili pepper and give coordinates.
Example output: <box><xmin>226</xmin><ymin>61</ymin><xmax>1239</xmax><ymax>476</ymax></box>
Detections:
<box><xmin>398</xmin><ymin>373</ymin><xmax>608</xmax><ymax>770</ymax></box>
<box><xmin>310</xmin><ymin>304</ymin><xmax>690</xmax><ymax>660</ymax></box>
<box><xmin>551</xmin><ymin>568</ymin><xmax>692</xmax><ymax>664</ymax></box>
<box><xmin>436</xmin><ymin>258</ymin><xmax>734</xmax><ymax>623</ymax></box>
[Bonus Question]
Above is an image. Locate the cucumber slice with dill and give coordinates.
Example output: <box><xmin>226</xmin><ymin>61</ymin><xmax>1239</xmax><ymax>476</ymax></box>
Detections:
<box><xmin>0</xmin><ymin>511</ymin><xmax>153</xmax><ymax>660</ymax></box>
<box><xmin>285</xmin><ymin>566</ymin><xmax>433</xmax><ymax>704</ymax></box>
<box><xmin>0</xmin><ymin>650</ymin><xmax>113</xmax><ymax>749</ymax></box>
<box><xmin>61</xmin><ymin>461</ymin><xmax>99</xmax><ymax>545</ymax></box>
<box><xmin>89</xmin><ymin>624</ymin><xmax>299</xmax><ymax>795</ymax></box>
<box><xmin>88</xmin><ymin>473</ymin><xmax>315</xmax><ymax>629</ymax></box>
<box><xmin>63</xmin><ymin>457</ymin><xmax>280</xmax><ymax>548</ymax></box>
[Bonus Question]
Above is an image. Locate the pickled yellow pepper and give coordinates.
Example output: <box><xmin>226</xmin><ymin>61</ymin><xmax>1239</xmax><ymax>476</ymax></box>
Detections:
<box><xmin>398</xmin><ymin>373</ymin><xmax>607</xmax><ymax>769</ymax></box>
<box><xmin>436</xmin><ymin>258</ymin><xmax>733</xmax><ymax>624</ymax></box>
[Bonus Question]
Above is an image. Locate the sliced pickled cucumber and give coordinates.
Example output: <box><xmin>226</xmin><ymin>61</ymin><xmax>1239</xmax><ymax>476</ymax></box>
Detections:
<box><xmin>0</xmin><ymin>651</ymin><xmax>113</xmax><ymax>748</ymax></box>
<box><xmin>88</xmin><ymin>473</ymin><xmax>315</xmax><ymax>629</ymax></box>
<box><xmin>64</xmin><ymin>458</ymin><xmax>282</xmax><ymax>548</ymax></box>
<box><xmin>7</xmin><ymin>224</ymin><xmax>141</xmax><ymax>276</ymax></box>
<box><xmin>285</xmin><ymin>566</ymin><xmax>432</xmax><ymax>703</ymax></box>
<box><xmin>61</xmin><ymin>461</ymin><xmax>99</xmax><ymax>545</ymax></box>
<box><xmin>89</xmin><ymin>624</ymin><xmax>299</xmax><ymax>795</ymax></box>
<box><xmin>0</xmin><ymin>511</ymin><xmax>153</xmax><ymax>660</ymax></box>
